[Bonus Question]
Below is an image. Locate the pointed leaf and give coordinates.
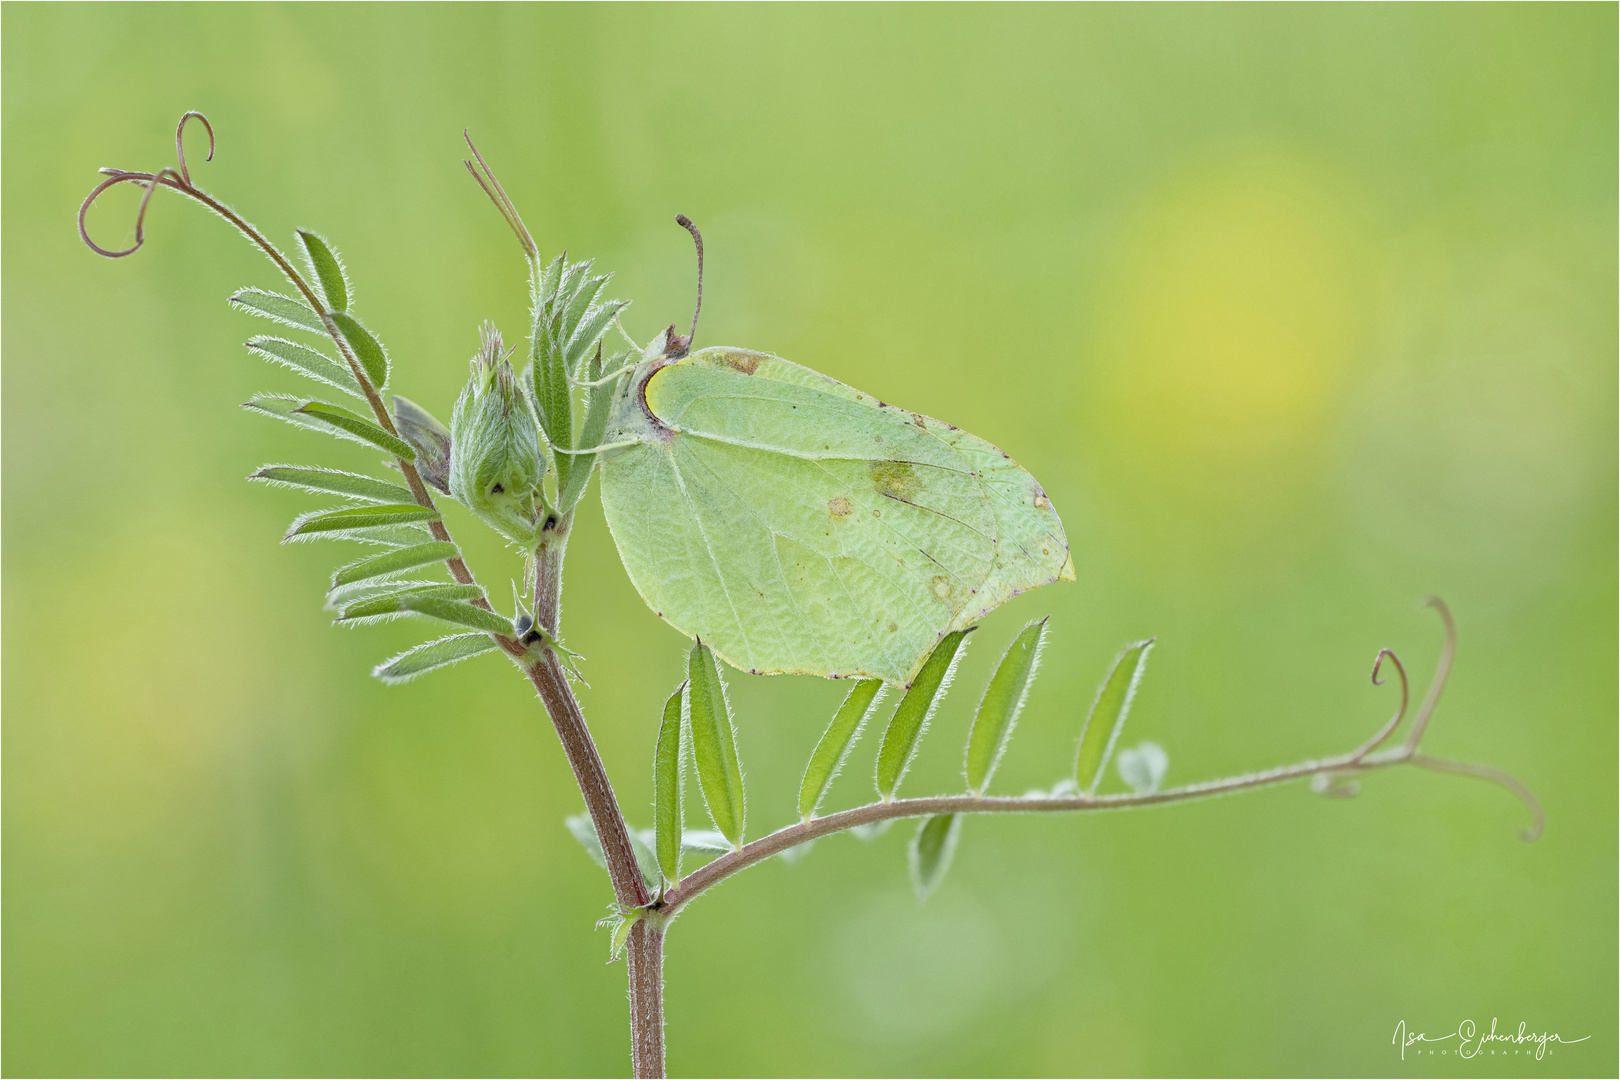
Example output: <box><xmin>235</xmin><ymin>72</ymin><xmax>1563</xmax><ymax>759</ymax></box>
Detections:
<box><xmin>1116</xmin><ymin>741</ymin><xmax>1169</xmax><ymax>795</ymax></box>
<box><xmin>252</xmin><ymin>465</ymin><xmax>413</xmax><ymax>504</ymax></box>
<box><xmin>296</xmin><ymin>229</ymin><xmax>349</xmax><ymax>312</ymax></box>
<box><xmin>875</xmin><ymin>630</ymin><xmax>973</xmax><ymax>800</ymax></box>
<box><xmin>391</xmin><ymin>396</ymin><xmax>453</xmax><ymax>495</ymax></box>
<box><xmin>396</xmin><ymin>595</ymin><xmax>513</xmax><ymax>635</ymax></box>
<box><xmin>373</xmin><ymin>632</ymin><xmax>500</xmax><ymax>684</ymax></box>
<box><xmin>294</xmin><ymin>401</ymin><xmax>414</xmax><ymax>460</ymax></box>
<box><xmin>556</xmin><ymin>348</ymin><xmax>622</xmax><ymax>511</ymax></box>
<box><xmin>908</xmin><ymin>814</ymin><xmax>962</xmax><ymax>902</ymax></box>
<box><xmin>285</xmin><ymin>504</ymin><xmax>440</xmax><ymax>542</ymax></box>
<box><xmin>325</xmin><ymin>578</ymin><xmax>446</xmax><ymax>612</ymax></box>
<box><xmin>566</xmin><ymin>300</ymin><xmax>629</xmax><ymax>375</ymax></box>
<box><xmin>329</xmin><ymin>311</ymin><xmax>389</xmax><ymax>389</ymax></box>
<box><xmin>337</xmin><ymin>583</ymin><xmax>485</xmax><ymax>624</ymax></box>
<box><xmin>608</xmin><ymin>913</ymin><xmax>636</xmax><ymax>961</ymax></box>
<box><xmin>799</xmin><ymin>679</ymin><xmax>885</xmax><ymax>820</ymax></box>
<box><xmin>229</xmin><ymin>288</ymin><xmax>325</xmax><ymax>334</ymax></box>
<box><xmin>965</xmin><ymin>619</ymin><xmax>1049</xmax><ymax>795</ymax></box>
<box><xmin>245</xmin><ymin>336</ymin><xmax>363</xmax><ymax>399</ymax></box>
<box><xmin>686</xmin><ymin>640</ymin><xmax>746</xmax><ymax>848</ymax></box>
<box><xmin>1075</xmin><ymin>639</ymin><xmax>1155</xmax><ymax>796</ymax></box>
<box><xmin>331</xmin><ymin>541</ymin><xmax>460</xmax><ymax>588</ymax></box>
<box><xmin>653</xmin><ymin>682</ymin><xmax>686</xmax><ymax>883</ymax></box>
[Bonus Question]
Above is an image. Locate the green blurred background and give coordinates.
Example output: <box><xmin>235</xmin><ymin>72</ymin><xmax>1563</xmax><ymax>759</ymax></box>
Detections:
<box><xmin>5</xmin><ymin>4</ymin><xmax>1614</xmax><ymax>1076</ymax></box>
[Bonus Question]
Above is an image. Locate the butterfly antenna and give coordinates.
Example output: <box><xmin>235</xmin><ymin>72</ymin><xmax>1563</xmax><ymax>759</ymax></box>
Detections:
<box><xmin>676</xmin><ymin>214</ymin><xmax>703</xmax><ymax>347</ymax></box>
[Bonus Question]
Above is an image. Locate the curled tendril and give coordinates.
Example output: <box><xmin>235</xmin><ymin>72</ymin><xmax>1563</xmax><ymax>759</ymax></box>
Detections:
<box><xmin>79</xmin><ymin>112</ymin><xmax>216</xmax><ymax>259</ymax></box>
<box><xmin>1350</xmin><ymin>647</ymin><xmax>1409</xmax><ymax>762</ymax></box>
<box><xmin>1404</xmin><ymin>596</ymin><xmax>1456</xmax><ymax>753</ymax></box>
<box><xmin>175</xmin><ymin>110</ymin><xmax>214</xmax><ymax>186</ymax></box>
<box><xmin>1413</xmin><ymin>753</ymin><xmax>1545</xmax><ymax>842</ymax></box>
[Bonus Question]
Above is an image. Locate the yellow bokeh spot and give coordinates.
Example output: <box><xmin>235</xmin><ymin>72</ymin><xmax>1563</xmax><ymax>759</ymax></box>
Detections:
<box><xmin>1088</xmin><ymin>158</ymin><xmax>1367</xmax><ymax>525</ymax></box>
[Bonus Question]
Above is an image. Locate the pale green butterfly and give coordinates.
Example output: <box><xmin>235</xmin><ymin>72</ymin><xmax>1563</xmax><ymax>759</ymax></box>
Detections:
<box><xmin>590</xmin><ymin>219</ymin><xmax>1074</xmax><ymax>687</ymax></box>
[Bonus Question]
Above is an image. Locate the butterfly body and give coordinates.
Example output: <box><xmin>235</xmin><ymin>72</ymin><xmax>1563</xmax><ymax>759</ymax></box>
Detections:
<box><xmin>598</xmin><ymin>345</ymin><xmax>1073</xmax><ymax>686</ymax></box>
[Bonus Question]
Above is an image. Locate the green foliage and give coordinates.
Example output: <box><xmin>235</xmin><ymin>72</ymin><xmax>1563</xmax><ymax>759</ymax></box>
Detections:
<box><xmin>686</xmin><ymin>640</ymin><xmax>746</xmax><ymax>848</ymax></box>
<box><xmin>283</xmin><ymin>504</ymin><xmax>440</xmax><ymax>542</ymax></box>
<box><xmin>555</xmin><ymin>345</ymin><xmax>626</xmax><ymax>513</ymax></box>
<box><xmin>329</xmin><ymin>311</ymin><xmax>389</xmax><ymax>390</ymax></box>
<box><xmin>330</xmin><ymin>541</ymin><xmax>461</xmax><ymax>588</ymax></box>
<box><xmin>908</xmin><ymin>814</ymin><xmax>961</xmax><ymax>901</ymax></box>
<box><xmin>296</xmin><ymin>229</ymin><xmax>349</xmax><ymax>313</ymax></box>
<box><xmin>244</xmin><ymin>396</ymin><xmax>415</xmax><ymax>459</ymax></box>
<box><xmin>229</xmin><ymin>287</ymin><xmax>326</xmax><ymax>334</ymax></box>
<box><xmin>372</xmin><ymin>632</ymin><xmax>501</xmax><ymax>684</ymax></box>
<box><xmin>875</xmin><ymin>630</ymin><xmax>972</xmax><ymax>800</ymax></box>
<box><xmin>335</xmin><ymin>583</ymin><xmax>485</xmax><ymax>625</ymax></box>
<box><xmin>245</xmin><ymin>337</ymin><xmax>364</xmax><ymax>400</ymax></box>
<box><xmin>798</xmin><ymin>679</ymin><xmax>884</xmax><ymax>820</ymax></box>
<box><xmin>964</xmin><ymin>618</ymin><xmax>1048</xmax><ymax>795</ymax></box>
<box><xmin>653</xmin><ymin>683</ymin><xmax>686</xmax><ymax>883</ymax></box>
<box><xmin>530</xmin><ymin>254</ymin><xmax>628</xmax><ymax>501</ymax></box>
<box><xmin>251</xmin><ymin>465</ymin><xmax>414</xmax><ymax>504</ymax></box>
<box><xmin>1075</xmin><ymin>640</ymin><xmax>1154</xmax><ymax>795</ymax></box>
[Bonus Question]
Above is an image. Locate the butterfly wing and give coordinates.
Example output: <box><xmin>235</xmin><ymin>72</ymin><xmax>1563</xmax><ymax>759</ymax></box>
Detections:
<box><xmin>598</xmin><ymin>348</ymin><xmax>1071</xmax><ymax>685</ymax></box>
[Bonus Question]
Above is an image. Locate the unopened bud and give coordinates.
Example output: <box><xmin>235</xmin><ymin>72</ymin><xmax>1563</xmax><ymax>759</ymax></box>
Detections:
<box><xmin>450</xmin><ymin>322</ymin><xmax>546</xmax><ymax>545</ymax></box>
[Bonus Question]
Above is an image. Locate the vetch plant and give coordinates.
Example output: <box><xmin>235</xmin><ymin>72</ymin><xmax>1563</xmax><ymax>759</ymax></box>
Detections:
<box><xmin>80</xmin><ymin>113</ymin><xmax>1543</xmax><ymax>1079</ymax></box>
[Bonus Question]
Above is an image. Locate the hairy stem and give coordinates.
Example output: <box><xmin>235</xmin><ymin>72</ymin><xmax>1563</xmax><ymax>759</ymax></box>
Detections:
<box><xmin>626</xmin><ymin>920</ymin><xmax>666</xmax><ymax>1078</ymax></box>
<box><xmin>659</xmin><ymin>740</ymin><xmax>1537</xmax><ymax>917</ymax></box>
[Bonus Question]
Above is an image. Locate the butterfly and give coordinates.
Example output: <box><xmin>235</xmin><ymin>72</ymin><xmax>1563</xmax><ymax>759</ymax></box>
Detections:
<box><xmin>594</xmin><ymin>325</ymin><xmax>1073</xmax><ymax>687</ymax></box>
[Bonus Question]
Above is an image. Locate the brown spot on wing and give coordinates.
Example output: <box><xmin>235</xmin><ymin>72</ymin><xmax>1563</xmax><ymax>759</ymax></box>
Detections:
<box><xmin>869</xmin><ymin>459</ymin><xmax>922</xmax><ymax>502</ymax></box>
<box><xmin>718</xmin><ymin>350</ymin><xmax>761</xmax><ymax>375</ymax></box>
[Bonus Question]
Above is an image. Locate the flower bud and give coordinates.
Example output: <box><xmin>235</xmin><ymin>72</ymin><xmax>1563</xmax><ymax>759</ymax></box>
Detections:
<box><xmin>450</xmin><ymin>322</ymin><xmax>546</xmax><ymax>545</ymax></box>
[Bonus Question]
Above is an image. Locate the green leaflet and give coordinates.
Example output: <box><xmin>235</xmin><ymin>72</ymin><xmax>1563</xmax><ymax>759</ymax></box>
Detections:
<box><xmin>531</xmin><ymin>255</ymin><xmax>575</xmax><ymax>455</ymax></box>
<box><xmin>251</xmin><ymin>465</ymin><xmax>414</xmax><ymax>504</ymax></box>
<box><xmin>556</xmin><ymin>346</ymin><xmax>622</xmax><ymax>513</ymax></box>
<box><xmin>875</xmin><ymin>630</ymin><xmax>972</xmax><ymax>800</ymax></box>
<box><xmin>295</xmin><ymin>401</ymin><xmax>414</xmax><ymax>459</ymax></box>
<box><xmin>373</xmin><ymin>632</ymin><xmax>499</xmax><ymax>685</ymax></box>
<box><xmin>653</xmin><ymin>683</ymin><xmax>686</xmax><ymax>883</ymax></box>
<box><xmin>336</xmin><ymin>582</ymin><xmax>484</xmax><ymax>624</ymax></box>
<box><xmin>284</xmin><ymin>504</ymin><xmax>440</xmax><ymax>542</ymax></box>
<box><xmin>686</xmin><ymin>640</ymin><xmax>746</xmax><ymax>848</ymax></box>
<box><xmin>566</xmin><ymin>300</ymin><xmax>629</xmax><ymax>376</ymax></box>
<box><xmin>331</xmin><ymin>541</ymin><xmax>461</xmax><ymax>588</ymax></box>
<box><xmin>798</xmin><ymin>679</ymin><xmax>885</xmax><ymax>820</ymax></box>
<box><xmin>296</xmin><ymin>229</ymin><xmax>349</xmax><ymax>312</ymax></box>
<box><xmin>964</xmin><ymin>619</ymin><xmax>1049</xmax><ymax>795</ymax></box>
<box><xmin>329</xmin><ymin>311</ymin><xmax>389</xmax><ymax>390</ymax></box>
<box><xmin>1074</xmin><ymin>639</ymin><xmax>1155</xmax><ymax>796</ymax></box>
<box><xmin>908</xmin><ymin>814</ymin><xmax>962</xmax><ymax>902</ymax></box>
<box><xmin>245</xmin><ymin>336</ymin><xmax>363</xmax><ymax>399</ymax></box>
<box><xmin>242</xmin><ymin>396</ymin><xmax>415</xmax><ymax>460</ymax></box>
<box><xmin>396</xmin><ymin>595</ymin><xmax>513</xmax><ymax>636</ymax></box>
<box><xmin>229</xmin><ymin>288</ymin><xmax>326</xmax><ymax>334</ymax></box>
